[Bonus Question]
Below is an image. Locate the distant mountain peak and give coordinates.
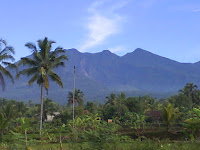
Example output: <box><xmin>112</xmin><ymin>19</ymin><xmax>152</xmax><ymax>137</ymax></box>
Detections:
<box><xmin>133</xmin><ymin>48</ymin><xmax>152</xmax><ymax>54</ymax></box>
<box><xmin>134</xmin><ymin>48</ymin><xmax>144</xmax><ymax>51</ymax></box>
<box><xmin>123</xmin><ymin>48</ymin><xmax>152</xmax><ymax>57</ymax></box>
<box><xmin>67</xmin><ymin>48</ymin><xmax>80</xmax><ymax>53</ymax></box>
<box><xmin>102</xmin><ymin>50</ymin><xmax>111</xmax><ymax>53</ymax></box>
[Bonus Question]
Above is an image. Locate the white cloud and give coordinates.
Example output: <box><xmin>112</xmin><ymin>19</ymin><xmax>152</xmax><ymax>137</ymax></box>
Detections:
<box><xmin>79</xmin><ymin>0</ymin><xmax>127</xmax><ymax>52</ymax></box>
<box><xmin>109</xmin><ymin>46</ymin><xmax>126</xmax><ymax>53</ymax></box>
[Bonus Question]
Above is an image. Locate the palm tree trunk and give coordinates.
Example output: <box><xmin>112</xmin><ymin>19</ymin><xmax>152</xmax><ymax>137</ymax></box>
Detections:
<box><xmin>25</xmin><ymin>130</ymin><xmax>28</xmax><ymax>147</ymax></box>
<box><xmin>40</xmin><ymin>84</ymin><xmax>43</xmax><ymax>137</ymax></box>
<box><xmin>59</xmin><ymin>133</ymin><xmax>63</xmax><ymax>150</ymax></box>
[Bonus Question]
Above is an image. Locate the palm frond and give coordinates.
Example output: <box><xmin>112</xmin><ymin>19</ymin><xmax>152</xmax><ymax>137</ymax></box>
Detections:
<box><xmin>0</xmin><ymin>39</ymin><xmax>7</xmax><ymax>45</ymax></box>
<box><xmin>48</xmin><ymin>70</ymin><xmax>63</xmax><ymax>88</ymax></box>
<box><xmin>51</xmin><ymin>62</ymin><xmax>65</xmax><ymax>68</ymax></box>
<box><xmin>33</xmin><ymin>51</ymin><xmax>42</xmax><ymax>62</ymax></box>
<box><xmin>47</xmin><ymin>40</ymin><xmax>55</xmax><ymax>52</ymax></box>
<box><xmin>0</xmin><ymin>54</ymin><xmax>15</xmax><ymax>62</ymax></box>
<box><xmin>0</xmin><ymin>65</ymin><xmax>14</xmax><ymax>83</ymax></box>
<box><xmin>50</xmin><ymin>47</ymin><xmax>66</xmax><ymax>57</ymax></box>
<box><xmin>2</xmin><ymin>62</ymin><xmax>18</xmax><ymax>74</ymax></box>
<box><xmin>18</xmin><ymin>57</ymin><xmax>38</xmax><ymax>67</ymax></box>
<box><xmin>25</xmin><ymin>43</ymin><xmax>37</xmax><ymax>53</ymax></box>
<box><xmin>28</xmin><ymin>74</ymin><xmax>39</xmax><ymax>86</ymax></box>
<box><xmin>17</xmin><ymin>67</ymin><xmax>39</xmax><ymax>78</ymax></box>
<box><xmin>0</xmin><ymin>72</ymin><xmax>5</xmax><ymax>91</ymax></box>
<box><xmin>0</xmin><ymin>46</ymin><xmax>15</xmax><ymax>55</ymax></box>
<box><xmin>52</xmin><ymin>55</ymin><xmax>68</xmax><ymax>62</ymax></box>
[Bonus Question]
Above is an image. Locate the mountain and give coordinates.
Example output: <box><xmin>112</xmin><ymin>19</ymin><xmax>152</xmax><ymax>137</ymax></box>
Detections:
<box><xmin>0</xmin><ymin>48</ymin><xmax>200</xmax><ymax>104</ymax></box>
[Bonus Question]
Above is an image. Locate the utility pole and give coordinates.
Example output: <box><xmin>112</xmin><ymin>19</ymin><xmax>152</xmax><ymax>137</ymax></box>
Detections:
<box><xmin>72</xmin><ymin>66</ymin><xmax>76</xmax><ymax>122</ymax></box>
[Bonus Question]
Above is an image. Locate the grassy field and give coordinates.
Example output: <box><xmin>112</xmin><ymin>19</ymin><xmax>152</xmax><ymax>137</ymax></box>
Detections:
<box><xmin>30</xmin><ymin>141</ymin><xmax>200</xmax><ymax>150</ymax></box>
<box><xmin>2</xmin><ymin>140</ymin><xmax>200</xmax><ymax>150</ymax></box>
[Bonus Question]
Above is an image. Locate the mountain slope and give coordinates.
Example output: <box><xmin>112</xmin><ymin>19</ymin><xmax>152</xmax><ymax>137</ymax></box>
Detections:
<box><xmin>0</xmin><ymin>48</ymin><xmax>200</xmax><ymax>103</ymax></box>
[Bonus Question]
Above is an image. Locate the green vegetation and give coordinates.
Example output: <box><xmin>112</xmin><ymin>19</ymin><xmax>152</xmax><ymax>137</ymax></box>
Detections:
<box><xmin>1</xmin><ymin>83</ymin><xmax>200</xmax><ymax>149</ymax></box>
<box><xmin>1</xmin><ymin>37</ymin><xmax>200</xmax><ymax>149</ymax></box>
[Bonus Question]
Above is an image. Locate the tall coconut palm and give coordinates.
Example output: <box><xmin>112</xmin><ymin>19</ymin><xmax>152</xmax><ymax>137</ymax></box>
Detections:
<box><xmin>17</xmin><ymin>37</ymin><xmax>68</xmax><ymax>136</ymax></box>
<box><xmin>0</xmin><ymin>39</ymin><xmax>17</xmax><ymax>91</ymax></box>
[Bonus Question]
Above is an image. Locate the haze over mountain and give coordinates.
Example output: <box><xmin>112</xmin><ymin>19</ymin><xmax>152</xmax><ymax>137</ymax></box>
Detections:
<box><xmin>1</xmin><ymin>48</ymin><xmax>200</xmax><ymax>104</ymax></box>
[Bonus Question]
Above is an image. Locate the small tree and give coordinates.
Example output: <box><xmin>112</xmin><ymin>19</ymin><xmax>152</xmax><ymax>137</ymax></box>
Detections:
<box><xmin>161</xmin><ymin>103</ymin><xmax>180</xmax><ymax>131</ymax></box>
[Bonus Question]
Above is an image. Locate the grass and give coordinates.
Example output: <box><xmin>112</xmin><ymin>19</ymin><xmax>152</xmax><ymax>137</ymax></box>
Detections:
<box><xmin>1</xmin><ymin>140</ymin><xmax>200</xmax><ymax>150</ymax></box>
<box><xmin>27</xmin><ymin>140</ymin><xmax>200</xmax><ymax>150</ymax></box>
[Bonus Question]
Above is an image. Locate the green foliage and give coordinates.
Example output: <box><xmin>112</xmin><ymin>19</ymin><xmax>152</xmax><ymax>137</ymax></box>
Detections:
<box><xmin>0</xmin><ymin>113</ymin><xmax>8</xmax><ymax>140</ymax></box>
<box><xmin>193</xmin><ymin>108</ymin><xmax>200</xmax><ymax>117</ymax></box>
<box><xmin>29</xmin><ymin>141</ymin><xmax>200</xmax><ymax>150</ymax></box>
<box><xmin>68</xmin><ymin>89</ymin><xmax>84</xmax><ymax>106</ymax></box>
<box><xmin>0</xmin><ymin>39</ymin><xmax>17</xmax><ymax>91</ymax></box>
<box><xmin>184</xmin><ymin>107</ymin><xmax>200</xmax><ymax>139</ymax></box>
<box><xmin>17</xmin><ymin>37</ymin><xmax>67</xmax><ymax>92</ymax></box>
<box><xmin>161</xmin><ymin>103</ymin><xmax>180</xmax><ymax>131</ymax></box>
<box><xmin>1</xmin><ymin>83</ymin><xmax>200</xmax><ymax>148</ymax></box>
<box><xmin>67</xmin><ymin>114</ymin><xmax>120</xmax><ymax>143</ymax></box>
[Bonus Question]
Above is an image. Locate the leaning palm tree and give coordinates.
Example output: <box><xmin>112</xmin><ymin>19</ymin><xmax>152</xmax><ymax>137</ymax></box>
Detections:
<box><xmin>17</xmin><ymin>37</ymin><xmax>68</xmax><ymax>136</ymax></box>
<box><xmin>0</xmin><ymin>39</ymin><xmax>17</xmax><ymax>91</ymax></box>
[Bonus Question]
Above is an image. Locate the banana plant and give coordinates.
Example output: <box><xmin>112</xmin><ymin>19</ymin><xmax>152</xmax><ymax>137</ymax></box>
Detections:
<box><xmin>193</xmin><ymin>108</ymin><xmax>200</xmax><ymax>117</ymax></box>
<box><xmin>14</xmin><ymin>118</ymin><xmax>31</xmax><ymax>147</ymax></box>
<box><xmin>184</xmin><ymin>107</ymin><xmax>200</xmax><ymax>139</ymax></box>
<box><xmin>161</xmin><ymin>103</ymin><xmax>180</xmax><ymax>131</ymax></box>
<box><xmin>53</xmin><ymin>124</ymin><xmax>66</xmax><ymax>150</ymax></box>
<box><xmin>132</xmin><ymin>113</ymin><xmax>146</xmax><ymax>139</ymax></box>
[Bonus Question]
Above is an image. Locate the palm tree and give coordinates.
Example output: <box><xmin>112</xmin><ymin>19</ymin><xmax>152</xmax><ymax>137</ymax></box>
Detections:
<box><xmin>179</xmin><ymin>83</ymin><xmax>197</xmax><ymax>98</ymax></box>
<box><xmin>68</xmin><ymin>89</ymin><xmax>84</xmax><ymax>106</ymax></box>
<box><xmin>105</xmin><ymin>93</ymin><xmax>117</xmax><ymax>106</ymax></box>
<box><xmin>179</xmin><ymin>83</ymin><xmax>198</xmax><ymax>107</ymax></box>
<box><xmin>17</xmin><ymin>37</ymin><xmax>68</xmax><ymax>136</ymax></box>
<box><xmin>0</xmin><ymin>39</ymin><xmax>17</xmax><ymax>91</ymax></box>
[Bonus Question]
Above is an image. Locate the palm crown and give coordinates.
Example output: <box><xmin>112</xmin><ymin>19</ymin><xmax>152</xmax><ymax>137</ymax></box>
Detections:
<box><xmin>17</xmin><ymin>37</ymin><xmax>68</xmax><ymax>91</ymax></box>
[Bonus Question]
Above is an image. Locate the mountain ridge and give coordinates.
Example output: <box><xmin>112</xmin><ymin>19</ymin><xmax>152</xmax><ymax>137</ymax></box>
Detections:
<box><xmin>0</xmin><ymin>48</ymin><xmax>200</xmax><ymax>103</ymax></box>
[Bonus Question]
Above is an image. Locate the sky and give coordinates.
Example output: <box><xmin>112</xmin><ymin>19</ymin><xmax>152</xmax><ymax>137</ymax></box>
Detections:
<box><xmin>0</xmin><ymin>0</ymin><xmax>200</xmax><ymax>63</ymax></box>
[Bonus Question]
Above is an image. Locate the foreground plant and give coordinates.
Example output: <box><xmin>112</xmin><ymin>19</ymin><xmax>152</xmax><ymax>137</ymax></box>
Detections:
<box><xmin>184</xmin><ymin>107</ymin><xmax>200</xmax><ymax>139</ymax></box>
<box><xmin>0</xmin><ymin>113</ymin><xmax>8</xmax><ymax>141</ymax></box>
<box><xmin>161</xmin><ymin>103</ymin><xmax>180</xmax><ymax>131</ymax></box>
<box><xmin>0</xmin><ymin>39</ymin><xmax>17</xmax><ymax>91</ymax></box>
<box><xmin>17</xmin><ymin>37</ymin><xmax>68</xmax><ymax>137</ymax></box>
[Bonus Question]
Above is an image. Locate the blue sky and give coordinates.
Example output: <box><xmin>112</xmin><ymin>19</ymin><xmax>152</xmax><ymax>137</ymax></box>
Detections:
<box><xmin>1</xmin><ymin>0</ymin><xmax>200</xmax><ymax>62</ymax></box>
